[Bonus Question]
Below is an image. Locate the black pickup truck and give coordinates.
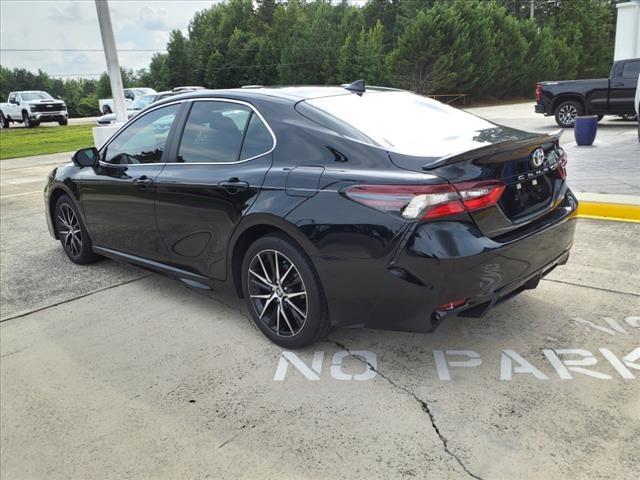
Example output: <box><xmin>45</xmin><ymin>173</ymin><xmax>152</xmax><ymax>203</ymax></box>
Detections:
<box><xmin>535</xmin><ymin>58</ymin><xmax>639</xmax><ymax>127</ymax></box>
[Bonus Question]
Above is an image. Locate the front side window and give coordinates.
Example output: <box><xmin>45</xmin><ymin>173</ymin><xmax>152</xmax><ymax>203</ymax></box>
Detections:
<box><xmin>621</xmin><ymin>61</ymin><xmax>640</xmax><ymax>79</ymax></box>
<box><xmin>177</xmin><ymin>102</ymin><xmax>251</xmax><ymax>163</ymax></box>
<box><xmin>104</xmin><ymin>104</ymin><xmax>179</xmax><ymax>164</ymax></box>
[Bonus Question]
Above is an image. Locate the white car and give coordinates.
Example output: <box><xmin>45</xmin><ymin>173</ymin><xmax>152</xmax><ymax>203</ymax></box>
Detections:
<box><xmin>98</xmin><ymin>87</ymin><xmax>156</xmax><ymax>115</ymax></box>
<box><xmin>0</xmin><ymin>90</ymin><xmax>68</xmax><ymax>128</ymax></box>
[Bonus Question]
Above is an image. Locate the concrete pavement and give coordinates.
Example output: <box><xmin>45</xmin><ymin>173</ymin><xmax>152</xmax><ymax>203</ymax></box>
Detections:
<box><xmin>1</xmin><ymin>110</ymin><xmax>639</xmax><ymax>480</ymax></box>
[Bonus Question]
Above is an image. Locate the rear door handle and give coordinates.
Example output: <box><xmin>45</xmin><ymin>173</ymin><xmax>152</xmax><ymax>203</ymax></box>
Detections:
<box><xmin>219</xmin><ymin>178</ymin><xmax>249</xmax><ymax>193</ymax></box>
<box><xmin>134</xmin><ymin>175</ymin><xmax>153</xmax><ymax>189</ymax></box>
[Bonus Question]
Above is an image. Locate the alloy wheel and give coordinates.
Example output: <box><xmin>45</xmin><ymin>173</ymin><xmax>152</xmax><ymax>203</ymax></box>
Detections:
<box><xmin>57</xmin><ymin>204</ymin><xmax>83</xmax><ymax>257</ymax></box>
<box><xmin>558</xmin><ymin>104</ymin><xmax>578</xmax><ymax>126</ymax></box>
<box><xmin>247</xmin><ymin>249</ymin><xmax>307</xmax><ymax>337</ymax></box>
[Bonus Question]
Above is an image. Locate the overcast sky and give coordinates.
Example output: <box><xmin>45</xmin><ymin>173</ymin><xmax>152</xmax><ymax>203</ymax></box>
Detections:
<box><xmin>0</xmin><ymin>1</ymin><xmax>220</xmax><ymax>78</ymax></box>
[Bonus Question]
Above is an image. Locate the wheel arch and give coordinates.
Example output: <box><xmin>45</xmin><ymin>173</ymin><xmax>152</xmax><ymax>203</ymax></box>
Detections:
<box><xmin>48</xmin><ymin>184</ymin><xmax>83</xmax><ymax>239</ymax></box>
<box><xmin>551</xmin><ymin>94</ymin><xmax>586</xmax><ymax>113</ymax></box>
<box><xmin>228</xmin><ymin>214</ymin><xmax>320</xmax><ymax>298</ymax></box>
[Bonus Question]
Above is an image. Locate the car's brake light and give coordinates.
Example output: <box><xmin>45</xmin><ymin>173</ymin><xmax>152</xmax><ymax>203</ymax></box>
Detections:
<box><xmin>535</xmin><ymin>83</ymin><xmax>542</xmax><ymax>103</ymax></box>
<box><xmin>556</xmin><ymin>147</ymin><xmax>568</xmax><ymax>179</ymax></box>
<box><xmin>343</xmin><ymin>181</ymin><xmax>505</xmax><ymax>220</ymax></box>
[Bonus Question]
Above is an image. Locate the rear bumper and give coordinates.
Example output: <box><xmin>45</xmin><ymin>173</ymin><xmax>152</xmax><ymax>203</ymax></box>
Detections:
<box><xmin>316</xmin><ymin>190</ymin><xmax>578</xmax><ymax>333</ymax></box>
<box><xmin>534</xmin><ymin>104</ymin><xmax>547</xmax><ymax>114</ymax></box>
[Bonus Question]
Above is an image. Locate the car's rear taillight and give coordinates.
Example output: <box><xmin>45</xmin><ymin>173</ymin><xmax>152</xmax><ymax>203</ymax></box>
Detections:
<box><xmin>556</xmin><ymin>147</ymin><xmax>568</xmax><ymax>179</ymax></box>
<box><xmin>343</xmin><ymin>181</ymin><xmax>505</xmax><ymax>220</ymax></box>
<box><xmin>535</xmin><ymin>83</ymin><xmax>542</xmax><ymax>103</ymax></box>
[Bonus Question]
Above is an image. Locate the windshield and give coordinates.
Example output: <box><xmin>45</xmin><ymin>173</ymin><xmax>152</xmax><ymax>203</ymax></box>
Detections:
<box><xmin>130</xmin><ymin>94</ymin><xmax>156</xmax><ymax>110</ymax></box>
<box><xmin>132</xmin><ymin>88</ymin><xmax>156</xmax><ymax>97</ymax></box>
<box><xmin>21</xmin><ymin>91</ymin><xmax>54</xmax><ymax>101</ymax></box>
<box><xmin>301</xmin><ymin>91</ymin><xmax>496</xmax><ymax>157</ymax></box>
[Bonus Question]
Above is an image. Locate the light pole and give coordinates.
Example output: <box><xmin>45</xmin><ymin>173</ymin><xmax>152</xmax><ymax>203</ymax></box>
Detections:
<box><xmin>94</xmin><ymin>0</ymin><xmax>126</xmax><ymax>123</ymax></box>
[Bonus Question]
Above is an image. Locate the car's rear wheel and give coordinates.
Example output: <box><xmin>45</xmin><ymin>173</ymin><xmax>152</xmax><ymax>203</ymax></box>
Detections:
<box><xmin>554</xmin><ymin>100</ymin><xmax>583</xmax><ymax>128</ymax></box>
<box><xmin>241</xmin><ymin>234</ymin><xmax>330</xmax><ymax>348</ymax></box>
<box><xmin>103</xmin><ymin>105</ymin><xmax>112</xmax><ymax>115</ymax></box>
<box><xmin>54</xmin><ymin>195</ymin><xmax>101</xmax><ymax>264</ymax></box>
<box><xmin>0</xmin><ymin>112</ymin><xmax>9</xmax><ymax>128</ymax></box>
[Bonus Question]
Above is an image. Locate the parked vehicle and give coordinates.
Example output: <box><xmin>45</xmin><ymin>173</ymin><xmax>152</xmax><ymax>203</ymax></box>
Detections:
<box><xmin>0</xmin><ymin>90</ymin><xmax>68</xmax><ymax>128</ymax></box>
<box><xmin>634</xmin><ymin>74</ymin><xmax>640</xmax><ymax>143</ymax></box>
<box><xmin>45</xmin><ymin>84</ymin><xmax>578</xmax><ymax>348</ymax></box>
<box><xmin>96</xmin><ymin>87</ymin><xmax>204</xmax><ymax>125</ymax></box>
<box><xmin>98</xmin><ymin>87</ymin><xmax>156</xmax><ymax>115</ymax></box>
<box><xmin>535</xmin><ymin>58</ymin><xmax>640</xmax><ymax>127</ymax></box>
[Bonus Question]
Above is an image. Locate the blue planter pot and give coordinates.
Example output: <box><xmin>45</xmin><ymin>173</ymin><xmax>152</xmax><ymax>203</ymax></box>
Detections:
<box><xmin>574</xmin><ymin>115</ymin><xmax>598</xmax><ymax>146</ymax></box>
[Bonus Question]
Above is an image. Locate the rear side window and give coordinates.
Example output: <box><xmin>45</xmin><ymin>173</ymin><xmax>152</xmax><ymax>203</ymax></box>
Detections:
<box><xmin>240</xmin><ymin>114</ymin><xmax>273</xmax><ymax>160</ymax></box>
<box><xmin>621</xmin><ymin>61</ymin><xmax>640</xmax><ymax>79</ymax></box>
<box><xmin>177</xmin><ymin>101</ymin><xmax>272</xmax><ymax>163</ymax></box>
<box><xmin>104</xmin><ymin>104</ymin><xmax>179</xmax><ymax>164</ymax></box>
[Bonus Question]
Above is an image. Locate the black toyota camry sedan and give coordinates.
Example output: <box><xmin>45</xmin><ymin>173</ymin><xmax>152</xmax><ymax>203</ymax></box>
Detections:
<box><xmin>45</xmin><ymin>84</ymin><xmax>578</xmax><ymax>348</ymax></box>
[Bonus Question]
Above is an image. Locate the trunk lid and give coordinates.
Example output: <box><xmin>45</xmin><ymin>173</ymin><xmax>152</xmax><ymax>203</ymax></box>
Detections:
<box><xmin>389</xmin><ymin>127</ymin><xmax>567</xmax><ymax>237</ymax></box>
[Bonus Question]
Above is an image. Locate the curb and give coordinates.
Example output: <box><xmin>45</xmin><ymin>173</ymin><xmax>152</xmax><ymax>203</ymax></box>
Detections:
<box><xmin>575</xmin><ymin>193</ymin><xmax>640</xmax><ymax>223</ymax></box>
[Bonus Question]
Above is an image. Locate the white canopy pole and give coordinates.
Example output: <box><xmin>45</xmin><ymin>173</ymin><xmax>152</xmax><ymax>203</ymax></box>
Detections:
<box><xmin>95</xmin><ymin>0</ymin><xmax>127</xmax><ymax>123</ymax></box>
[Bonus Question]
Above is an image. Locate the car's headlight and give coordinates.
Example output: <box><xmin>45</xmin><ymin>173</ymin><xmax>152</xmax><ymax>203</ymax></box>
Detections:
<box><xmin>60</xmin><ymin>105</ymin><xmax>67</xmax><ymax>111</ymax></box>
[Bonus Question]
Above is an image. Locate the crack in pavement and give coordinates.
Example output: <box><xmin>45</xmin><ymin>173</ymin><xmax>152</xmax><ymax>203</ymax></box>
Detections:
<box><xmin>0</xmin><ymin>274</ymin><xmax>152</xmax><ymax>323</ymax></box>
<box><xmin>542</xmin><ymin>278</ymin><xmax>640</xmax><ymax>297</ymax></box>
<box><xmin>327</xmin><ymin>339</ymin><xmax>485</xmax><ymax>480</ymax></box>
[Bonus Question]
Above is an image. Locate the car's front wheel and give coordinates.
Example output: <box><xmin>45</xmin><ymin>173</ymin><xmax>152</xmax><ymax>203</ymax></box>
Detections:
<box><xmin>554</xmin><ymin>100</ymin><xmax>583</xmax><ymax>128</ymax></box>
<box><xmin>241</xmin><ymin>234</ymin><xmax>330</xmax><ymax>348</ymax></box>
<box><xmin>22</xmin><ymin>111</ymin><xmax>35</xmax><ymax>128</ymax></box>
<box><xmin>54</xmin><ymin>195</ymin><xmax>101</xmax><ymax>264</ymax></box>
<box><xmin>59</xmin><ymin>118</ymin><xmax>68</xmax><ymax>126</ymax></box>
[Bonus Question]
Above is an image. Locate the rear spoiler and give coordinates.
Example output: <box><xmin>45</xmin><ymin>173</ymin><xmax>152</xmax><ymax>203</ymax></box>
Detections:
<box><xmin>422</xmin><ymin>129</ymin><xmax>564</xmax><ymax>170</ymax></box>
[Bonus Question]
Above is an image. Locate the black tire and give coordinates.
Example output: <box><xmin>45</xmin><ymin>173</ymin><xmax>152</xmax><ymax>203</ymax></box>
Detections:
<box><xmin>241</xmin><ymin>233</ymin><xmax>330</xmax><ymax>348</ymax></box>
<box><xmin>103</xmin><ymin>105</ymin><xmax>112</xmax><ymax>115</ymax></box>
<box><xmin>54</xmin><ymin>195</ymin><xmax>101</xmax><ymax>265</ymax></box>
<box><xmin>22</xmin><ymin>110</ymin><xmax>35</xmax><ymax>128</ymax></box>
<box><xmin>58</xmin><ymin>118</ymin><xmax>68</xmax><ymax>126</ymax></box>
<box><xmin>0</xmin><ymin>112</ymin><xmax>8</xmax><ymax>129</ymax></box>
<box><xmin>554</xmin><ymin>100</ymin><xmax>583</xmax><ymax>128</ymax></box>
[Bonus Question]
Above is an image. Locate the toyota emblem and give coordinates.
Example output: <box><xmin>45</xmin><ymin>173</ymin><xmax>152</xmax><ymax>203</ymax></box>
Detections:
<box><xmin>531</xmin><ymin>148</ymin><xmax>545</xmax><ymax>168</ymax></box>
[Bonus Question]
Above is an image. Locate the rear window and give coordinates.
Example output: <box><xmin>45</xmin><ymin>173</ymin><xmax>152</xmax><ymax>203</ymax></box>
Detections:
<box><xmin>299</xmin><ymin>91</ymin><xmax>494</xmax><ymax>157</ymax></box>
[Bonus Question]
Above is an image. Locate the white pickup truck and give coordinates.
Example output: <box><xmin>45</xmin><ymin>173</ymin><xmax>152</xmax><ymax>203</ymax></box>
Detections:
<box><xmin>0</xmin><ymin>91</ymin><xmax>68</xmax><ymax>128</ymax></box>
<box><xmin>98</xmin><ymin>87</ymin><xmax>156</xmax><ymax>115</ymax></box>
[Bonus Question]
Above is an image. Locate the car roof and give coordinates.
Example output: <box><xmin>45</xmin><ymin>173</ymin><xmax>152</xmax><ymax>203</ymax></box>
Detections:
<box><xmin>153</xmin><ymin>85</ymin><xmax>406</xmax><ymax>106</ymax></box>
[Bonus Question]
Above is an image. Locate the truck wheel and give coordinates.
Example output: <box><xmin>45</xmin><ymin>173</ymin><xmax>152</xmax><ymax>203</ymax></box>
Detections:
<box><xmin>22</xmin><ymin>111</ymin><xmax>35</xmax><ymax>128</ymax></box>
<box><xmin>103</xmin><ymin>105</ymin><xmax>112</xmax><ymax>115</ymax></box>
<box><xmin>59</xmin><ymin>118</ymin><xmax>68</xmax><ymax>126</ymax></box>
<box><xmin>554</xmin><ymin>100</ymin><xmax>583</xmax><ymax>128</ymax></box>
<box><xmin>0</xmin><ymin>112</ymin><xmax>8</xmax><ymax>129</ymax></box>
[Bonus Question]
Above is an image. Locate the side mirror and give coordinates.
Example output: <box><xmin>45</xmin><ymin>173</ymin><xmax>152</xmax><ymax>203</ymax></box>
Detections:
<box><xmin>72</xmin><ymin>147</ymin><xmax>99</xmax><ymax>167</ymax></box>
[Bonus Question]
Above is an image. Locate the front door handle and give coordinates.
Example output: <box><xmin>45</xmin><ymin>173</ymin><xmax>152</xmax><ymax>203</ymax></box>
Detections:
<box><xmin>219</xmin><ymin>178</ymin><xmax>249</xmax><ymax>193</ymax></box>
<box><xmin>134</xmin><ymin>175</ymin><xmax>153</xmax><ymax>189</ymax></box>
<box><xmin>613</xmin><ymin>82</ymin><xmax>624</xmax><ymax>87</ymax></box>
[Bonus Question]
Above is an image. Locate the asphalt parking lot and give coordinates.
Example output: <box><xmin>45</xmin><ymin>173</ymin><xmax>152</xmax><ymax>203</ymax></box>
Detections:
<box><xmin>1</xmin><ymin>106</ymin><xmax>639</xmax><ymax>479</ymax></box>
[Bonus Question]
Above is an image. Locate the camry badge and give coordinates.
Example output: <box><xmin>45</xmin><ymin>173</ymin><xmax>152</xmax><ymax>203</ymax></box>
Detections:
<box><xmin>531</xmin><ymin>148</ymin><xmax>545</xmax><ymax>168</ymax></box>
